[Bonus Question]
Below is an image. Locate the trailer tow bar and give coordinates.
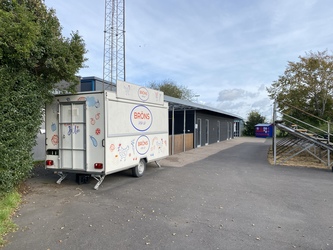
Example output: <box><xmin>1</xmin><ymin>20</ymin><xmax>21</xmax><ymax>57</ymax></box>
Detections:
<box><xmin>92</xmin><ymin>175</ymin><xmax>105</xmax><ymax>190</ymax></box>
<box><xmin>56</xmin><ymin>172</ymin><xmax>68</xmax><ymax>184</ymax></box>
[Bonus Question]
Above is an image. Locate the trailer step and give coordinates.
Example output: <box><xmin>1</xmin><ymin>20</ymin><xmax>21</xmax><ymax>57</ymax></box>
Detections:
<box><xmin>155</xmin><ymin>161</ymin><xmax>161</xmax><ymax>168</ymax></box>
<box><xmin>92</xmin><ymin>175</ymin><xmax>105</xmax><ymax>190</ymax></box>
<box><xmin>56</xmin><ymin>172</ymin><xmax>68</xmax><ymax>184</ymax></box>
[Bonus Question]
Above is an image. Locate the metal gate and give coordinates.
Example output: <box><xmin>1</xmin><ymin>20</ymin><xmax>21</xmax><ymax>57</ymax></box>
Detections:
<box><xmin>59</xmin><ymin>102</ymin><xmax>87</xmax><ymax>170</ymax></box>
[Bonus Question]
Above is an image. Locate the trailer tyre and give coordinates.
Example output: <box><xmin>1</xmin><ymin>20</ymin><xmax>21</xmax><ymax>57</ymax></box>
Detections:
<box><xmin>132</xmin><ymin>159</ymin><xmax>146</xmax><ymax>177</ymax></box>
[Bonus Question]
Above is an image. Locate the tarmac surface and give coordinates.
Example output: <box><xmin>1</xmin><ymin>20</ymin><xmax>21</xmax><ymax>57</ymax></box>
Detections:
<box><xmin>3</xmin><ymin>137</ymin><xmax>333</xmax><ymax>250</ymax></box>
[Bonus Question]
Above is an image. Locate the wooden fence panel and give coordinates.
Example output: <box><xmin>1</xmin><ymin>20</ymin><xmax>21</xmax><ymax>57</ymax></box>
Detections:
<box><xmin>169</xmin><ymin>133</ymin><xmax>194</xmax><ymax>155</ymax></box>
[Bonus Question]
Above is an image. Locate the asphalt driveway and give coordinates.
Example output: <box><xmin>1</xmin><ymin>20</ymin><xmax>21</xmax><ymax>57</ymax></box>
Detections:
<box><xmin>3</xmin><ymin>137</ymin><xmax>333</xmax><ymax>250</ymax></box>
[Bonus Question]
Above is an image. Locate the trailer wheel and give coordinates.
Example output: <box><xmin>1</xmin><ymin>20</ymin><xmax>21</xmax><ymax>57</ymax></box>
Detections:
<box><xmin>132</xmin><ymin>159</ymin><xmax>146</xmax><ymax>177</ymax></box>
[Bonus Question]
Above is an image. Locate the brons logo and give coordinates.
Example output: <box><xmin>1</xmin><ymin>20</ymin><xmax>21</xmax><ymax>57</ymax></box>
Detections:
<box><xmin>130</xmin><ymin>105</ymin><xmax>153</xmax><ymax>131</ymax></box>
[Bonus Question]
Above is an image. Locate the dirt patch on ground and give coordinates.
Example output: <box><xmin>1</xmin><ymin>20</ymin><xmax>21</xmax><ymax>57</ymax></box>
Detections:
<box><xmin>267</xmin><ymin>146</ymin><xmax>331</xmax><ymax>170</ymax></box>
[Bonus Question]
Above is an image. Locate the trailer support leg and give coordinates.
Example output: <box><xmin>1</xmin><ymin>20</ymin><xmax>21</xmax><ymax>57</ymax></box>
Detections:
<box><xmin>155</xmin><ymin>161</ymin><xmax>161</xmax><ymax>168</ymax></box>
<box><xmin>92</xmin><ymin>175</ymin><xmax>105</xmax><ymax>190</ymax></box>
<box><xmin>56</xmin><ymin>172</ymin><xmax>68</xmax><ymax>184</ymax></box>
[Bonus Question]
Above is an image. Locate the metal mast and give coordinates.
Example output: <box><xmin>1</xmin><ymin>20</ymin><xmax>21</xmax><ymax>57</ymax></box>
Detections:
<box><xmin>103</xmin><ymin>0</ymin><xmax>125</xmax><ymax>89</ymax></box>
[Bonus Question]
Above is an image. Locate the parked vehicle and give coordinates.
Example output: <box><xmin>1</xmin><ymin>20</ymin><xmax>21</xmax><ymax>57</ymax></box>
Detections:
<box><xmin>45</xmin><ymin>80</ymin><xmax>169</xmax><ymax>189</ymax></box>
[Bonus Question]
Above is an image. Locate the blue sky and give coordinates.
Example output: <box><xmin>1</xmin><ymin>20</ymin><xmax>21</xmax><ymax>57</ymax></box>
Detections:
<box><xmin>45</xmin><ymin>0</ymin><xmax>333</xmax><ymax>120</ymax></box>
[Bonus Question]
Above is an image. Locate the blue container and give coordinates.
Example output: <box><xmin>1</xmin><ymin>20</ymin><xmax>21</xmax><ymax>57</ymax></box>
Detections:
<box><xmin>255</xmin><ymin>123</ymin><xmax>273</xmax><ymax>138</ymax></box>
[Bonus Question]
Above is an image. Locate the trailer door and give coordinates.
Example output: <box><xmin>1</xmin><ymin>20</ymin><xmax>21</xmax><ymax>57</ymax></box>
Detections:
<box><xmin>59</xmin><ymin>102</ymin><xmax>86</xmax><ymax>170</ymax></box>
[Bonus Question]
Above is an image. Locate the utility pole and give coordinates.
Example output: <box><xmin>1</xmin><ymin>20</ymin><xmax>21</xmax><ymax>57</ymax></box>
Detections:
<box><xmin>103</xmin><ymin>0</ymin><xmax>125</xmax><ymax>89</ymax></box>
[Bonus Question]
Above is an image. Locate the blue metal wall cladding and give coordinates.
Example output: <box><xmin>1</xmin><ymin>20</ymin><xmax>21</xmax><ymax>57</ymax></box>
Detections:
<box><xmin>255</xmin><ymin>123</ymin><xmax>273</xmax><ymax>138</ymax></box>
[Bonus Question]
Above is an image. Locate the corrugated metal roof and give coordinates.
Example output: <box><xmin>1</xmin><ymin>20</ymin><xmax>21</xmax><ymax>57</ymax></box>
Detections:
<box><xmin>61</xmin><ymin>77</ymin><xmax>244</xmax><ymax>120</ymax></box>
<box><xmin>164</xmin><ymin>95</ymin><xmax>244</xmax><ymax>120</ymax></box>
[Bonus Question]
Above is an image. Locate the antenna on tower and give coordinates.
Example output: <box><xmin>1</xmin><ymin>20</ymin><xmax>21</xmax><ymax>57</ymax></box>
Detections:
<box><xmin>103</xmin><ymin>0</ymin><xmax>126</xmax><ymax>90</ymax></box>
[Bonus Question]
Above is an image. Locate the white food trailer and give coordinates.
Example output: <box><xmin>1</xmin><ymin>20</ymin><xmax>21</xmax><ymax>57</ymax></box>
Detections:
<box><xmin>45</xmin><ymin>80</ymin><xmax>169</xmax><ymax>189</ymax></box>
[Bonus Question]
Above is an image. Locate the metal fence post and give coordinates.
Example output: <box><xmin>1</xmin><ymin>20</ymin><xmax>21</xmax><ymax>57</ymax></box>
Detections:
<box><xmin>273</xmin><ymin>101</ymin><xmax>277</xmax><ymax>165</ymax></box>
<box><xmin>328</xmin><ymin>120</ymin><xmax>330</xmax><ymax>166</ymax></box>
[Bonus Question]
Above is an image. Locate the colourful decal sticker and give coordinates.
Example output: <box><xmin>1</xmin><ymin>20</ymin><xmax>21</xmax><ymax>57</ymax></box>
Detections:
<box><xmin>138</xmin><ymin>87</ymin><xmax>149</xmax><ymax>101</ymax></box>
<box><xmin>51</xmin><ymin>104</ymin><xmax>57</xmax><ymax>114</ymax></box>
<box><xmin>130</xmin><ymin>105</ymin><xmax>153</xmax><ymax>131</ymax></box>
<box><xmin>131</xmin><ymin>139</ymin><xmax>135</xmax><ymax>154</ymax></box>
<box><xmin>136</xmin><ymin>135</ymin><xmax>150</xmax><ymax>155</ymax></box>
<box><xmin>77</xmin><ymin>97</ymin><xmax>86</xmax><ymax>101</ymax></box>
<box><xmin>51</xmin><ymin>122</ymin><xmax>57</xmax><ymax>132</ymax></box>
<box><xmin>95</xmin><ymin>113</ymin><xmax>100</xmax><ymax>120</ymax></box>
<box><xmin>95</xmin><ymin>128</ymin><xmax>101</xmax><ymax>135</ymax></box>
<box><xmin>67</xmin><ymin>125</ymin><xmax>80</xmax><ymax>135</ymax></box>
<box><xmin>154</xmin><ymin>91</ymin><xmax>162</xmax><ymax>102</ymax></box>
<box><xmin>95</xmin><ymin>100</ymin><xmax>100</xmax><ymax>108</ymax></box>
<box><xmin>90</xmin><ymin>136</ymin><xmax>98</xmax><ymax>147</ymax></box>
<box><xmin>118</xmin><ymin>144</ymin><xmax>129</xmax><ymax>161</ymax></box>
<box><xmin>123</xmin><ymin>84</ymin><xmax>131</xmax><ymax>95</ymax></box>
<box><xmin>110</xmin><ymin>144</ymin><xmax>115</xmax><ymax>152</ymax></box>
<box><xmin>51</xmin><ymin>135</ymin><xmax>59</xmax><ymax>145</ymax></box>
<box><xmin>156</xmin><ymin>138</ymin><xmax>164</xmax><ymax>153</ymax></box>
<box><xmin>86</xmin><ymin>96</ymin><xmax>96</xmax><ymax>107</ymax></box>
<box><xmin>151</xmin><ymin>137</ymin><xmax>158</xmax><ymax>151</ymax></box>
<box><xmin>90</xmin><ymin>118</ymin><xmax>95</xmax><ymax>125</ymax></box>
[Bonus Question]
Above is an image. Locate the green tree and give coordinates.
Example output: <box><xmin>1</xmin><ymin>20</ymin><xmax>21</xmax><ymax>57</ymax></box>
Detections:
<box><xmin>0</xmin><ymin>0</ymin><xmax>86</xmax><ymax>194</ymax></box>
<box><xmin>267</xmin><ymin>50</ymin><xmax>333</xmax><ymax>125</ymax></box>
<box><xmin>147</xmin><ymin>79</ymin><xmax>194</xmax><ymax>100</ymax></box>
<box><xmin>243</xmin><ymin>111</ymin><xmax>266</xmax><ymax>136</ymax></box>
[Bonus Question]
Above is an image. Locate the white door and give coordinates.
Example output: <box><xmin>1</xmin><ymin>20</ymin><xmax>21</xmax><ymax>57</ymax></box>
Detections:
<box><xmin>217</xmin><ymin>121</ymin><xmax>220</xmax><ymax>142</ymax></box>
<box><xmin>59</xmin><ymin>102</ymin><xmax>86</xmax><ymax>170</ymax></box>
<box><xmin>197</xmin><ymin>118</ymin><xmax>202</xmax><ymax>147</ymax></box>
<box><xmin>205</xmin><ymin>119</ymin><xmax>209</xmax><ymax>145</ymax></box>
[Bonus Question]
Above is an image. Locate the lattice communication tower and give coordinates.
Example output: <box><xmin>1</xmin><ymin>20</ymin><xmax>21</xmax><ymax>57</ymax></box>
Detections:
<box><xmin>103</xmin><ymin>0</ymin><xmax>125</xmax><ymax>88</ymax></box>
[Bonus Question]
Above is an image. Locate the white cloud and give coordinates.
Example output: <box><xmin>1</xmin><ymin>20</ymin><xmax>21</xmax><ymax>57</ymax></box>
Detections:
<box><xmin>44</xmin><ymin>0</ymin><xmax>333</xmax><ymax>120</ymax></box>
<box><xmin>213</xmin><ymin>85</ymin><xmax>272</xmax><ymax>120</ymax></box>
<box><xmin>217</xmin><ymin>89</ymin><xmax>259</xmax><ymax>102</ymax></box>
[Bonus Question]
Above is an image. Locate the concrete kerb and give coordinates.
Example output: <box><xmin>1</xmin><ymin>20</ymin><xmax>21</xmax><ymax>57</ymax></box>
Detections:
<box><xmin>159</xmin><ymin>137</ymin><xmax>268</xmax><ymax>168</ymax></box>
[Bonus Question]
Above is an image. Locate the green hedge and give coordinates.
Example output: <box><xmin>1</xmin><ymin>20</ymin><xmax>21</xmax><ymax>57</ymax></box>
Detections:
<box><xmin>0</xmin><ymin>73</ymin><xmax>44</xmax><ymax>195</ymax></box>
<box><xmin>0</xmin><ymin>0</ymin><xmax>86</xmax><ymax>195</ymax></box>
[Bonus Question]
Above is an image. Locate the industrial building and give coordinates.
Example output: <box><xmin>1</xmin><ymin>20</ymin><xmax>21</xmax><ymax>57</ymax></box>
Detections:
<box><xmin>32</xmin><ymin>77</ymin><xmax>243</xmax><ymax>160</ymax></box>
<box><xmin>78</xmin><ymin>76</ymin><xmax>243</xmax><ymax>154</ymax></box>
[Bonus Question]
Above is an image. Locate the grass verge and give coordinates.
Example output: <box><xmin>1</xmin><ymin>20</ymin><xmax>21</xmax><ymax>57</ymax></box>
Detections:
<box><xmin>0</xmin><ymin>191</ymin><xmax>21</xmax><ymax>246</ymax></box>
